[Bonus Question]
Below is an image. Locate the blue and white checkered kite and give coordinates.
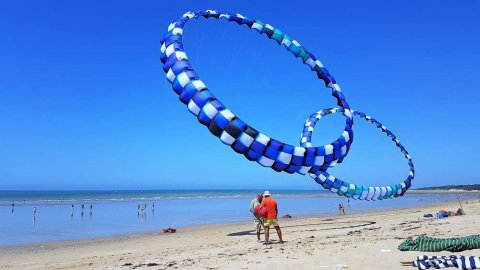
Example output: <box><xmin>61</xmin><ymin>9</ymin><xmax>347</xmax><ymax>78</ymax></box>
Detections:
<box><xmin>160</xmin><ymin>10</ymin><xmax>415</xmax><ymax>200</ymax></box>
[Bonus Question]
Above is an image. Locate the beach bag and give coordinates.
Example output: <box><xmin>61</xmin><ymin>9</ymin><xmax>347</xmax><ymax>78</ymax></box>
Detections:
<box><xmin>255</xmin><ymin>205</ymin><xmax>267</xmax><ymax>218</ymax></box>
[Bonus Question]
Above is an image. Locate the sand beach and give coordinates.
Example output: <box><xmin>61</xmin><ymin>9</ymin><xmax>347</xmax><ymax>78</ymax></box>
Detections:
<box><xmin>1</xmin><ymin>197</ymin><xmax>479</xmax><ymax>270</ymax></box>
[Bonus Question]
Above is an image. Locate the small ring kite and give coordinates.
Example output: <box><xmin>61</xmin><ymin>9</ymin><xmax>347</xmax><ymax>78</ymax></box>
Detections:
<box><xmin>300</xmin><ymin>108</ymin><xmax>414</xmax><ymax>200</ymax></box>
<box><xmin>159</xmin><ymin>10</ymin><xmax>415</xmax><ymax>200</ymax></box>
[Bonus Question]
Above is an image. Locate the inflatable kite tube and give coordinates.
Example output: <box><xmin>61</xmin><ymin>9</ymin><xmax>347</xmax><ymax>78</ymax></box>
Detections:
<box><xmin>255</xmin><ymin>205</ymin><xmax>268</xmax><ymax>218</ymax></box>
<box><xmin>160</xmin><ymin>10</ymin><xmax>354</xmax><ymax>175</ymax></box>
<box><xmin>300</xmin><ymin>108</ymin><xmax>415</xmax><ymax>200</ymax></box>
<box><xmin>160</xmin><ymin>10</ymin><xmax>415</xmax><ymax>200</ymax></box>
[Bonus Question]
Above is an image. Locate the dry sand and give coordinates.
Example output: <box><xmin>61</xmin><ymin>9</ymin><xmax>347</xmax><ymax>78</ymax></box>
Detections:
<box><xmin>1</xmin><ymin>198</ymin><xmax>479</xmax><ymax>270</ymax></box>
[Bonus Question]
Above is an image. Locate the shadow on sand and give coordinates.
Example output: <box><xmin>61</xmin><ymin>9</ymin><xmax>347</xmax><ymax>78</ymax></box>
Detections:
<box><xmin>227</xmin><ymin>219</ymin><xmax>376</xmax><ymax>236</ymax></box>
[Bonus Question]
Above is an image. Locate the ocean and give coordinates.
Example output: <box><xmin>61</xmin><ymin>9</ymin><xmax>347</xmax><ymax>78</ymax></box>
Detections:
<box><xmin>0</xmin><ymin>189</ymin><xmax>477</xmax><ymax>246</ymax></box>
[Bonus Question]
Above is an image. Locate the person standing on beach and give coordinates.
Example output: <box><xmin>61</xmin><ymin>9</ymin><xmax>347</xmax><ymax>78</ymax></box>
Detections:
<box><xmin>71</xmin><ymin>204</ymin><xmax>74</xmax><ymax>217</ymax></box>
<box><xmin>249</xmin><ymin>194</ymin><xmax>264</xmax><ymax>241</ymax></box>
<box><xmin>261</xmin><ymin>191</ymin><xmax>283</xmax><ymax>245</ymax></box>
<box><xmin>11</xmin><ymin>202</ymin><xmax>14</xmax><ymax>213</ymax></box>
<box><xmin>90</xmin><ymin>204</ymin><xmax>93</xmax><ymax>216</ymax></box>
<box><xmin>338</xmin><ymin>203</ymin><xmax>345</xmax><ymax>215</ymax></box>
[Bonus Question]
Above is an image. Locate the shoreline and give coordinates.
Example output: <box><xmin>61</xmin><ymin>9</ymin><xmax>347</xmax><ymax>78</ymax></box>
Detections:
<box><xmin>1</xmin><ymin>196</ymin><xmax>479</xmax><ymax>269</ymax></box>
<box><xmin>0</xmin><ymin>198</ymin><xmax>474</xmax><ymax>250</ymax></box>
<box><xmin>1</xmin><ymin>199</ymin><xmax>479</xmax><ymax>269</ymax></box>
<box><xmin>0</xmin><ymin>197</ymin><xmax>467</xmax><ymax>250</ymax></box>
<box><xmin>2</xmin><ymin>194</ymin><xmax>476</xmax><ymax>250</ymax></box>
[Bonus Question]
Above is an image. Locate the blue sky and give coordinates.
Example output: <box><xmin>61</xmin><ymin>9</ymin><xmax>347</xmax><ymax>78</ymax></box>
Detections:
<box><xmin>1</xmin><ymin>1</ymin><xmax>479</xmax><ymax>190</ymax></box>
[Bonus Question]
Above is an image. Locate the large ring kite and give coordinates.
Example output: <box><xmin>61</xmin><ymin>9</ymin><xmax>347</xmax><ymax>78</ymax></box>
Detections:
<box><xmin>160</xmin><ymin>10</ymin><xmax>354</xmax><ymax>175</ymax></box>
<box><xmin>159</xmin><ymin>10</ymin><xmax>415</xmax><ymax>200</ymax></box>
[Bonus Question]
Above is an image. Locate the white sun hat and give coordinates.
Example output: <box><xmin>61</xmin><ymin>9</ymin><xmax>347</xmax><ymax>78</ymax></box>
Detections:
<box><xmin>263</xmin><ymin>190</ymin><xmax>271</xmax><ymax>196</ymax></box>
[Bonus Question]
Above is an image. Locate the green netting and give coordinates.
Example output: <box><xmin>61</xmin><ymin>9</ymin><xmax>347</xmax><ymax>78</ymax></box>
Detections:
<box><xmin>398</xmin><ymin>235</ymin><xmax>480</xmax><ymax>252</ymax></box>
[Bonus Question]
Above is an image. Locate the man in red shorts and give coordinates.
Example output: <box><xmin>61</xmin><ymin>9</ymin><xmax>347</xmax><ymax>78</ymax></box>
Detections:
<box><xmin>261</xmin><ymin>191</ymin><xmax>283</xmax><ymax>244</ymax></box>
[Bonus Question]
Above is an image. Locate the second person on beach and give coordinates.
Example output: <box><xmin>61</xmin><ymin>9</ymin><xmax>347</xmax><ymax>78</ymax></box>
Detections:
<box><xmin>249</xmin><ymin>194</ymin><xmax>264</xmax><ymax>241</ymax></box>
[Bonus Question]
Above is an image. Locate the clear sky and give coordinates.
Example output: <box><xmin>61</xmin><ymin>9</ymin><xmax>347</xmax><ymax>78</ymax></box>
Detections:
<box><xmin>1</xmin><ymin>1</ymin><xmax>479</xmax><ymax>190</ymax></box>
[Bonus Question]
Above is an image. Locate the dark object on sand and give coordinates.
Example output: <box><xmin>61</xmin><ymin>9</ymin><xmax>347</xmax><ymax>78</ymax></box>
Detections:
<box><xmin>162</xmin><ymin>228</ymin><xmax>176</xmax><ymax>233</ymax></box>
<box><xmin>423</xmin><ymin>214</ymin><xmax>434</xmax><ymax>218</ymax></box>
<box><xmin>398</xmin><ymin>235</ymin><xmax>480</xmax><ymax>252</ymax></box>
<box><xmin>282</xmin><ymin>214</ymin><xmax>292</xmax><ymax>218</ymax></box>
